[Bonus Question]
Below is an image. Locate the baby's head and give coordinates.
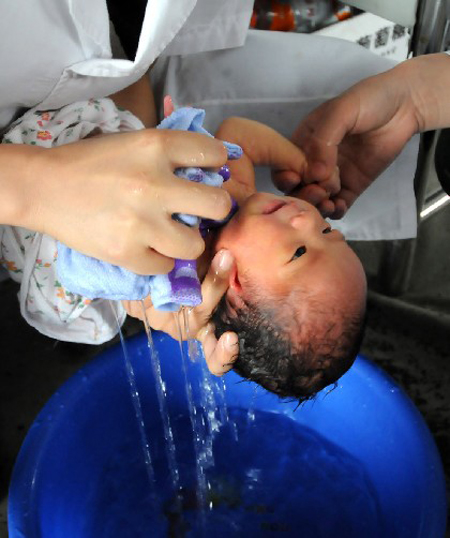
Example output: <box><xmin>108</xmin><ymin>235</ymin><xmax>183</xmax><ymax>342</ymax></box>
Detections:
<box><xmin>211</xmin><ymin>192</ymin><xmax>367</xmax><ymax>402</ymax></box>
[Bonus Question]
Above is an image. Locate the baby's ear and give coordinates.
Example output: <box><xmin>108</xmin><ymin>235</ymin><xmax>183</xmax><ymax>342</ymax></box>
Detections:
<box><xmin>225</xmin><ymin>266</ymin><xmax>247</xmax><ymax>317</ymax></box>
<box><xmin>228</xmin><ymin>265</ymin><xmax>242</xmax><ymax>294</ymax></box>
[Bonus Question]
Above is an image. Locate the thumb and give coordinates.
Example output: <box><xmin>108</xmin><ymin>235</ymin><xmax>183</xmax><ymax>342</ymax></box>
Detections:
<box><xmin>266</xmin><ymin>131</ymin><xmax>308</xmax><ymax>178</ymax></box>
<box><xmin>197</xmin><ymin>325</ymin><xmax>239</xmax><ymax>376</ymax></box>
<box><xmin>293</xmin><ymin>95</ymin><xmax>357</xmax><ymax>182</ymax></box>
<box><xmin>198</xmin><ymin>249</ymin><xmax>235</xmax><ymax>316</ymax></box>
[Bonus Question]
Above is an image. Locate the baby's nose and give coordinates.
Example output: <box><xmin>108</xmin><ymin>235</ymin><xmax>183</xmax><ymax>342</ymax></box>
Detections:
<box><xmin>290</xmin><ymin>212</ymin><xmax>316</xmax><ymax>231</ymax></box>
<box><xmin>290</xmin><ymin>213</ymin><xmax>329</xmax><ymax>242</ymax></box>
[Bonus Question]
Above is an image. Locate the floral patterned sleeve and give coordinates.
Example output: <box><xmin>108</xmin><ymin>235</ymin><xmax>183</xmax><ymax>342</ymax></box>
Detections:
<box><xmin>0</xmin><ymin>99</ymin><xmax>144</xmax><ymax>344</ymax></box>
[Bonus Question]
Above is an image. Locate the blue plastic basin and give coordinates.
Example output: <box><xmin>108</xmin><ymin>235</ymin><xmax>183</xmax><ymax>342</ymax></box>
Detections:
<box><xmin>8</xmin><ymin>331</ymin><xmax>447</xmax><ymax>537</ymax></box>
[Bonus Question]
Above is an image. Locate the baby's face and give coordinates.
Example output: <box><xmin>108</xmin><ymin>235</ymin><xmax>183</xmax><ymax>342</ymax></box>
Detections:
<box><xmin>216</xmin><ymin>192</ymin><xmax>366</xmax><ymax>316</ymax></box>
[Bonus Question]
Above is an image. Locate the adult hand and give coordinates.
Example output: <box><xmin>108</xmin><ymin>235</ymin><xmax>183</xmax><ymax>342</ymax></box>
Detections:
<box><xmin>122</xmin><ymin>249</ymin><xmax>239</xmax><ymax>375</ymax></box>
<box><xmin>278</xmin><ymin>62</ymin><xmax>421</xmax><ymax>218</ymax></box>
<box><xmin>22</xmin><ymin>129</ymin><xmax>230</xmax><ymax>274</ymax></box>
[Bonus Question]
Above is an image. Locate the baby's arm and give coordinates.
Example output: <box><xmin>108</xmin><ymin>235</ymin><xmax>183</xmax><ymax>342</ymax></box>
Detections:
<box><xmin>109</xmin><ymin>72</ymin><xmax>157</xmax><ymax>128</ymax></box>
<box><xmin>215</xmin><ymin>117</ymin><xmax>308</xmax><ymax>202</ymax></box>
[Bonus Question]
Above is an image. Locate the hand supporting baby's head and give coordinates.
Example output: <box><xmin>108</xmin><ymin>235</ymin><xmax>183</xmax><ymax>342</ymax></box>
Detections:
<box><xmin>211</xmin><ymin>192</ymin><xmax>367</xmax><ymax>401</ymax></box>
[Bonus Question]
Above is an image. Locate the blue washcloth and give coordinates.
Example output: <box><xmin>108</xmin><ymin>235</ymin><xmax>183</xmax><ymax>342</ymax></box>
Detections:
<box><xmin>57</xmin><ymin>107</ymin><xmax>242</xmax><ymax>310</ymax></box>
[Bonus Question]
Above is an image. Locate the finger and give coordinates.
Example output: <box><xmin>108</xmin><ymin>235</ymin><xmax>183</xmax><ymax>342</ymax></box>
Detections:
<box><xmin>302</xmin><ymin>139</ymin><xmax>338</xmax><ymax>184</ymax></box>
<box><xmin>293</xmin><ymin>98</ymin><xmax>356</xmax><ymax>182</ymax></box>
<box><xmin>116</xmin><ymin>245</ymin><xmax>175</xmax><ymax>276</ymax></box>
<box><xmin>295</xmin><ymin>97</ymin><xmax>358</xmax><ymax>152</ymax></box>
<box><xmin>141</xmin><ymin>294</ymin><xmax>153</xmax><ymax>310</ymax></box>
<box><xmin>122</xmin><ymin>300</ymin><xmax>139</xmax><ymax>319</ymax></box>
<box><xmin>316</xmin><ymin>199</ymin><xmax>337</xmax><ymax>218</ymax></box>
<box><xmin>289</xmin><ymin>184</ymin><xmax>343</xmax><ymax>219</ymax></box>
<box><xmin>319</xmin><ymin>166</ymin><xmax>341</xmax><ymax>196</ymax></box>
<box><xmin>332</xmin><ymin>186</ymin><xmax>358</xmax><ymax>212</ymax></box>
<box><xmin>272</xmin><ymin>170</ymin><xmax>302</xmax><ymax>193</ymax></box>
<box><xmin>143</xmin><ymin>217</ymin><xmax>207</xmax><ymax>261</ymax></box>
<box><xmin>327</xmin><ymin>197</ymin><xmax>348</xmax><ymax>220</ymax></box>
<box><xmin>164</xmin><ymin>95</ymin><xmax>175</xmax><ymax>117</ymax></box>
<box><xmin>293</xmin><ymin>126</ymin><xmax>337</xmax><ymax>183</ymax></box>
<box><xmin>286</xmin><ymin>165</ymin><xmax>340</xmax><ymax>198</ymax></box>
<box><xmin>167</xmin><ymin>177</ymin><xmax>232</xmax><ymax>221</ymax></box>
<box><xmin>267</xmin><ymin>132</ymin><xmax>307</xmax><ymax>175</ymax></box>
<box><xmin>197</xmin><ymin>325</ymin><xmax>239</xmax><ymax>376</ymax></box>
<box><xmin>289</xmin><ymin>183</ymin><xmax>330</xmax><ymax>206</ymax></box>
<box><xmin>122</xmin><ymin>295</ymin><xmax>153</xmax><ymax>320</ymax></box>
<box><xmin>197</xmin><ymin>249</ymin><xmax>235</xmax><ymax>316</ymax></box>
<box><xmin>164</xmin><ymin>130</ymin><xmax>228</xmax><ymax>169</ymax></box>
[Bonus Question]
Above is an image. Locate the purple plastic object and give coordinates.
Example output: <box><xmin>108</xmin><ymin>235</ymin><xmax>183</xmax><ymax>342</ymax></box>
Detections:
<box><xmin>218</xmin><ymin>164</ymin><xmax>231</xmax><ymax>180</ymax></box>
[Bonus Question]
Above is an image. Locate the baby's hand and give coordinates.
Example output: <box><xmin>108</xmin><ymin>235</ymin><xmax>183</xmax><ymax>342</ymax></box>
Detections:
<box><xmin>122</xmin><ymin>250</ymin><xmax>239</xmax><ymax>375</ymax></box>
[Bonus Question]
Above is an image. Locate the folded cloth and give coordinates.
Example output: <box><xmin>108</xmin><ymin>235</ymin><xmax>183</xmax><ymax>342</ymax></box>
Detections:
<box><xmin>57</xmin><ymin>107</ymin><xmax>242</xmax><ymax>311</ymax></box>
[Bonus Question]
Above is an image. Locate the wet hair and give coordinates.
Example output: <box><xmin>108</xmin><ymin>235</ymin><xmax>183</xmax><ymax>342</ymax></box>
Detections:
<box><xmin>211</xmin><ymin>290</ymin><xmax>366</xmax><ymax>403</ymax></box>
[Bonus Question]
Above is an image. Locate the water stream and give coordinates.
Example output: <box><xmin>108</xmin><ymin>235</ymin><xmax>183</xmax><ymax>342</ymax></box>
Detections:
<box><xmin>113</xmin><ymin>301</ymin><xmax>254</xmax><ymax>532</ymax></box>
<box><xmin>110</xmin><ymin>302</ymin><xmax>155</xmax><ymax>491</ymax></box>
<box><xmin>174</xmin><ymin>309</ymin><xmax>210</xmax><ymax>529</ymax></box>
<box><xmin>140</xmin><ymin>301</ymin><xmax>181</xmax><ymax>496</ymax></box>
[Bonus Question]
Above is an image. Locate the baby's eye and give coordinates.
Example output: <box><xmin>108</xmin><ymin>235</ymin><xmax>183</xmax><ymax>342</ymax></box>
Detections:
<box><xmin>291</xmin><ymin>246</ymin><xmax>307</xmax><ymax>261</ymax></box>
<box><xmin>322</xmin><ymin>227</ymin><xmax>332</xmax><ymax>234</ymax></box>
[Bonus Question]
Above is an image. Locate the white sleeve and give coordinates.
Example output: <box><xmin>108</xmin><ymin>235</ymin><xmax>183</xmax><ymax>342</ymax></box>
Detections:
<box><xmin>1</xmin><ymin>225</ymin><xmax>125</xmax><ymax>344</ymax></box>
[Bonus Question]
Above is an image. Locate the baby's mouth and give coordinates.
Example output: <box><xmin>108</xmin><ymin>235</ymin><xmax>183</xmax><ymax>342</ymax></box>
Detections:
<box><xmin>262</xmin><ymin>200</ymin><xmax>287</xmax><ymax>215</ymax></box>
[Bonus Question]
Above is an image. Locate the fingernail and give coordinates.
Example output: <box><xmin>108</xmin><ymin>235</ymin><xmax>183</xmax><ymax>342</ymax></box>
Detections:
<box><xmin>224</xmin><ymin>332</ymin><xmax>238</xmax><ymax>349</ymax></box>
<box><xmin>212</xmin><ymin>249</ymin><xmax>234</xmax><ymax>273</ymax></box>
<box><xmin>311</xmin><ymin>161</ymin><xmax>329</xmax><ymax>178</ymax></box>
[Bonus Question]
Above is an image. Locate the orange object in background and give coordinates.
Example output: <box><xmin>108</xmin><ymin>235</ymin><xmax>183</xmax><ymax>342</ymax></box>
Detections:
<box><xmin>250</xmin><ymin>0</ymin><xmax>353</xmax><ymax>33</ymax></box>
<box><xmin>270</xmin><ymin>1</ymin><xmax>295</xmax><ymax>31</ymax></box>
<box><xmin>251</xmin><ymin>0</ymin><xmax>296</xmax><ymax>31</ymax></box>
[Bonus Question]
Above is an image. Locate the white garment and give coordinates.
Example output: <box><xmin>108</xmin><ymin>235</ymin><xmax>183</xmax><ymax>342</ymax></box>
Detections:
<box><xmin>152</xmin><ymin>30</ymin><xmax>419</xmax><ymax>241</ymax></box>
<box><xmin>0</xmin><ymin>0</ymin><xmax>253</xmax><ymax>132</ymax></box>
